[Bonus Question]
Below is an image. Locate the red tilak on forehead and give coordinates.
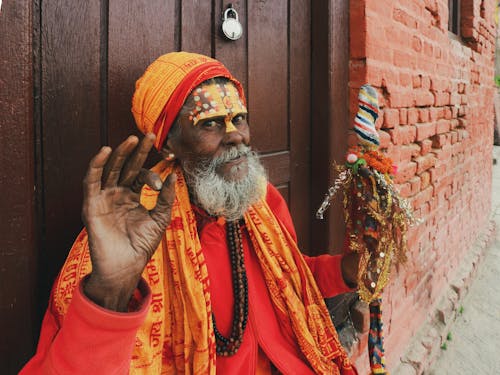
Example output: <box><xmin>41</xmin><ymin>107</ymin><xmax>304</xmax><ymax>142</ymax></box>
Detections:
<box><xmin>188</xmin><ymin>83</ymin><xmax>247</xmax><ymax>125</ymax></box>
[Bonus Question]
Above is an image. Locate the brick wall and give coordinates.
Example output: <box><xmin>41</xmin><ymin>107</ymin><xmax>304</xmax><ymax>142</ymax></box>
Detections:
<box><xmin>349</xmin><ymin>0</ymin><xmax>496</xmax><ymax>372</ymax></box>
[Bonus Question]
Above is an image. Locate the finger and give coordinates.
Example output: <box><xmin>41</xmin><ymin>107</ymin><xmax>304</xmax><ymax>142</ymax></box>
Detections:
<box><xmin>130</xmin><ymin>169</ymin><xmax>163</xmax><ymax>194</ymax></box>
<box><xmin>150</xmin><ymin>173</ymin><xmax>177</xmax><ymax>229</ymax></box>
<box><xmin>102</xmin><ymin>135</ymin><xmax>139</xmax><ymax>188</ymax></box>
<box><xmin>83</xmin><ymin>146</ymin><xmax>112</xmax><ymax>199</ymax></box>
<box><xmin>119</xmin><ymin>133</ymin><xmax>156</xmax><ymax>186</ymax></box>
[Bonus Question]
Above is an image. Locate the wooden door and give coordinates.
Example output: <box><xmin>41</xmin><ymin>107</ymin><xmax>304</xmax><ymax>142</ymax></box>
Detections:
<box><xmin>35</xmin><ymin>0</ymin><xmax>312</xmax><ymax>352</ymax></box>
<box><xmin>1</xmin><ymin>1</ymin><xmax>352</xmax><ymax>372</ymax></box>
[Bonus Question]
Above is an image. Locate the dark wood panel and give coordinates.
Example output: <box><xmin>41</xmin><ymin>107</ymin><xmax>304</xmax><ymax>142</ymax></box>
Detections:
<box><xmin>310</xmin><ymin>0</ymin><xmax>349</xmax><ymax>255</ymax></box>
<box><xmin>0</xmin><ymin>1</ymin><xmax>36</xmax><ymax>372</ymax></box>
<box><xmin>39</xmin><ymin>0</ymin><xmax>102</xmax><ymax>315</ymax></box>
<box><xmin>214</xmin><ymin>0</ymin><xmax>248</xmax><ymax>92</ymax></box>
<box><xmin>108</xmin><ymin>0</ymin><xmax>177</xmax><ymax>149</ymax></box>
<box><xmin>327</xmin><ymin>0</ymin><xmax>350</xmax><ymax>254</ymax></box>
<box><xmin>181</xmin><ymin>0</ymin><xmax>212</xmax><ymax>55</ymax></box>
<box><xmin>289</xmin><ymin>0</ymin><xmax>312</xmax><ymax>252</ymax></box>
<box><xmin>247</xmin><ymin>0</ymin><xmax>288</xmax><ymax>152</ymax></box>
<box><xmin>276</xmin><ymin>184</ymin><xmax>290</xmax><ymax>206</ymax></box>
<box><xmin>260</xmin><ymin>151</ymin><xmax>290</xmax><ymax>186</ymax></box>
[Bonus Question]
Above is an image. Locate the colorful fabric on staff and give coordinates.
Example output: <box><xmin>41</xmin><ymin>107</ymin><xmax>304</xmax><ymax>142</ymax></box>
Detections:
<box><xmin>368</xmin><ymin>299</ymin><xmax>388</xmax><ymax>375</ymax></box>
<box><xmin>353</xmin><ymin>84</ymin><xmax>380</xmax><ymax>149</ymax></box>
<box><xmin>131</xmin><ymin>51</ymin><xmax>246</xmax><ymax>150</ymax></box>
<box><xmin>50</xmin><ymin>161</ymin><xmax>357</xmax><ymax>375</ymax></box>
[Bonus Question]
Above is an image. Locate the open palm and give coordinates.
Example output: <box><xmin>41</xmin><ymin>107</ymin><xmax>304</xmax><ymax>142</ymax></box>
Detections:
<box><xmin>82</xmin><ymin>134</ymin><xmax>175</xmax><ymax>311</ymax></box>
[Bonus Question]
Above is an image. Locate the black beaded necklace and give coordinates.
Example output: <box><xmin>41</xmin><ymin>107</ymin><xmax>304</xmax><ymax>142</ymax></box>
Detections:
<box><xmin>212</xmin><ymin>220</ymin><xmax>249</xmax><ymax>356</ymax></box>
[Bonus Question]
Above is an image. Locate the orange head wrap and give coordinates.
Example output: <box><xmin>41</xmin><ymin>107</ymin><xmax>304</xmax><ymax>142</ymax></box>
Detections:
<box><xmin>131</xmin><ymin>51</ymin><xmax>246</xmax><ymax>150</ymax></box>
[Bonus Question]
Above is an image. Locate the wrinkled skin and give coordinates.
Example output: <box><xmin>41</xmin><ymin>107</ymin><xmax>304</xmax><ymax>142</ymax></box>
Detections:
<box><xmin>82</xmin><ymin>133</ymin><xmax>176</xmax><ymax>312</ymax></box>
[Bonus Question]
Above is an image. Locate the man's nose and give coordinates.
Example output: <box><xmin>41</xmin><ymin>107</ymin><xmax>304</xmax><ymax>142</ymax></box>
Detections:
<box><xmin>225</xmin><ymin>119</ymin><xmax>238</xmax><ymax>133</ymax></box>
<box><xmin>223</xmin><ymin>119</ymin><xmax>245</xmax><ymax>145</ymax></box>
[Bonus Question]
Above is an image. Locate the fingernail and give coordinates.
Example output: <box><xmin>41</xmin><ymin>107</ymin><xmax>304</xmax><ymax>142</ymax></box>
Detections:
<box><xmin>155</xmin><ymin>180</ymin><xmax>162</xmax><ymax>190</ymax></box>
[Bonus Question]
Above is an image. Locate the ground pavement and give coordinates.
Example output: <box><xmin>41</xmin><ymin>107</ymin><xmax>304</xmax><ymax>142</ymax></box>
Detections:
<box><xmin>426</xmin><ymin>146</ymin><xmax>500</xmax><ymax>374</ymax></box>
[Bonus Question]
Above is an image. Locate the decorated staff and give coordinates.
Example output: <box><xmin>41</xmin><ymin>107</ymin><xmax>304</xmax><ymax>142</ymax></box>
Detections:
<box><xmin>316</xmin><ymin>84</ymin><xmax>419</xmax><ymax>375</ymax></box>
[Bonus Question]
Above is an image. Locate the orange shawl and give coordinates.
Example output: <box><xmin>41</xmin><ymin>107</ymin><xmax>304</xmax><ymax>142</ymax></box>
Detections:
<box><xmin>52</xmin><ymin>161</ymin><xmax>355</xmax><ymax>374</ymax></box>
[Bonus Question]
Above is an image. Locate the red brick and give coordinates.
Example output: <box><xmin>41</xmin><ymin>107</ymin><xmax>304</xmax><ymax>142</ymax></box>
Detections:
<box><xmin>418</xmin><ymin>108</ymin><xmax>430</xmax><ymax>122</ymax></box>
<box><xmin>422</xmin><ymin>76</ymin><xmax>431</xmax><ymax>90</ymax></box>
<box><xmin>434</xmin><ymin>92</ymin><xmax>450</xmax><ymax>106</ymax></box>
<box><xmin>393</xmin><ymin>50</ymin><xmax>415</xmax><ymax>68</ymax></box>
<box><xmin>379</xmin><ymin>130</ymin><xmax>391</xmax><ymax>148</ymax></box>
<box><xmin>433</xmin><ymin>144</ymin><xmax>452</xmax><ymax>160</ymax></box>
<box><xmin>436</xmin><ymin>119</ymin><xmax>451</xmax><ymax>134</ymax></box>
<box><xmin>394</xmin><ymin>161</ymin><xmax>418</xmax><ymax>183</ymax></box>
<box><xmin>419</xmin><ymin>139</ymin><xmax>433</xmax><ymax>155</ymax></box>
<box><xmin>414</xmin><ymin>154</ymin><xmax>437</xmax><ymax>173</ymax></box>
<box><xmin>399</xmin><ymin>108</ymin><xmax>408</xmax><ymax>125</ymax></box>
<box><xmin>415</xmin><ymin>90</ymin><xmax>435</xmax><ymax>106</ymax></box>
<box><xmin>350</xmin><ymin>60</ymin><xmax>367</xmax><ymax>87</ymax></box>
<box><xmin>389</xmin><ymin>89</ymin><xmax>415</xmax><ymax>107</ymax></box>
<box><xmin>407</xmin><ymin>108</ymin><xmax>419</xmax><ymax>124</ymax></box>
<box><xmin>416</xmin><ymin>122</ymin><xmax>437</xmax><ymax>141</ymax></box>
<box><xmin>409</xmin><ymin>176</ymin><xmax>422</xmax><ymax>195</ymax></box>
<box><xmin>393</xmin><ymin>7</ymin><xmax>418</xmax><ymax>29</ymax></box>
<box><xmin>450</xmin><ymin>130</ymin><xmax>459</xmax><ymax>144</ymax></box>
<box><xmin>431</xmin><ymin>77</ymin><xmax>447</xmax><ymax>92</ymax></box>
<box><xmin>412</xmin><ymin>35</ymin><xmax>422</xmax><ymax>52</ymax></box>
<box><xmin>398</xmin><ymin>182</ymin><xmax>412</xmax><ymax>198</ymax></box>
<box><xmin>443</xmin><ymin>107</ymin><xmax>452</xmax><ymax>119</ymax></box>
<box><xmin>375</xmin><ymin>113</ymin><xmax>384</xmax><ymax>130</ymax></box>
<box><xmin>423</xmin><ymin>41</ymin><xmax>434</xmax><ymax>57</ymax></box>
<box><xmin>389</xmin><ymin>125</ymin><xmax>417</xmax><ymax>145</ymax></box>
<box><xmin>399</xmin><ymin>72</ymin><xmax>412</xmax><ymax>87</ymax></box>
<box><xmin>383</xmin><ymin>108</ymin><xmax>399</xmax><ymax>129</ymax></box>
<box><xmin>458</xmin><ymin>118</ymin><xmax>468</xmax><ymax>128</ymax></box>
<box><xmin>450</xmin><ymin>92</ymin><xmax>461</xmax><ymax>105</ymax></box>
<box><xmin>420</xmin><ymin>171</ymin><xmax>431</xmax><ymax>189</ymax></box>
<box><xmin>412</xmin><ymin>74</ymin><xmax>422</xmax><ymax>88</ymax></box>
<box><xmin>429</xmin><ymin>107</ymin><xmax>439</xmax><ymax>121</ymax></box>
<box><xmin>399</xmin><ymin>144</ymin><xmax>420</xmax><ymax>160</ymax></box>
<box><xmin>431</xmin><ymin>133</ymin><xmax>449</xmax><ymax>148</ymax></box>
<box><xmin>450</xmin><ymin>119</ymin><xmax>459</xmax><ymax>129</ymax></box>
<box><xmin>412</xmin><ymin>186</ymin><xmax>434</xmax><ymax>209</ymax></box>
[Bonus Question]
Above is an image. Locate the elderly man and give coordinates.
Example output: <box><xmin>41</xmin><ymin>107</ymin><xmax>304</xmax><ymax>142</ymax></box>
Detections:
<box><xmin>21</xmin><ymin>52</ymin><xmax>359</xmax><ymax>374</ymax></box>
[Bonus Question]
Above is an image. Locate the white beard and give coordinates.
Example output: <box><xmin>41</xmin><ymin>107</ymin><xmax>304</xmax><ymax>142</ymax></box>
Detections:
<box><xmin>182</xmin><ymin>144</ymin><xmax>268</xmax><ymax>221</ymax></box>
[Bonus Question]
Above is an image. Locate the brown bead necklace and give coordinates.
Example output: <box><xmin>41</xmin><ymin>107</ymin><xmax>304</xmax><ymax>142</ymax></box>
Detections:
<box><xmin>212</xmin><ymin>220</ymin><xmax>249</xmax><ymax>356</ymax></box>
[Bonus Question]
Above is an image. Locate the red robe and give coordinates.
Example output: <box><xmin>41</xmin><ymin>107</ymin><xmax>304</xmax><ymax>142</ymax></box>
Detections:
<box><xmin>20</xmin><ymin>184</ymin><xmax>355</xmax><ymax>374</ymax></box>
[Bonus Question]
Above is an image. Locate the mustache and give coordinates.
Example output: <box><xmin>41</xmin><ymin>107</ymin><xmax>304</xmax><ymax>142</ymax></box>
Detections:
<box><xmin>196</xmin><ymin>144</ymin><xmax>252</xmax><ymax>170</ymax></box>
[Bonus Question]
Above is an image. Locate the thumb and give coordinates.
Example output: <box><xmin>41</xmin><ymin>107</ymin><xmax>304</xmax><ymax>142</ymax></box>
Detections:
<box><xmin>150</xmin><ymin>173</ymin><xmax>177</xmax><ymax>229</ymax></box>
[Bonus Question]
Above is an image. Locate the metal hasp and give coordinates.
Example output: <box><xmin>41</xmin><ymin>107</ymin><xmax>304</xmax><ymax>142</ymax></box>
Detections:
<box><xmin>222</xmin><ymin>5</ymin><xmax>243</xmax><ymax>41</ymax></box>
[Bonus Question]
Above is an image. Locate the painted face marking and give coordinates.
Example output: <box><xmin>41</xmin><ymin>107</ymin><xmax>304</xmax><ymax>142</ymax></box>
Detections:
<box><xmin>188</xmin><ymin>83</ymin><xmax>247</xmax><ymax>131</ymax></box>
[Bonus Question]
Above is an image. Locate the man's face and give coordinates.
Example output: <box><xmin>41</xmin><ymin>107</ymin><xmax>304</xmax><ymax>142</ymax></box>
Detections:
<box><xmin>165</xmin><ymin>80</ymin><xmax>267</xmax><ymax>220</ymax></box>
<box><xmin>166</xmin><ymin>81</ymin><xmax>251</xmax><ymax>182</ymax></box>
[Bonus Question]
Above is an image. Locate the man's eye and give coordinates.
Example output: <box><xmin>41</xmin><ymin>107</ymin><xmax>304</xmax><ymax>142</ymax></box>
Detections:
<box><xmin>202</xmin><ymin>120</ymin><xmax>221</xmax><ymax>128</ymax></box>
<box><xmin>233</xmin><ymin>114</ymin><xmax>246</xmax><ymax>124</ymax></box>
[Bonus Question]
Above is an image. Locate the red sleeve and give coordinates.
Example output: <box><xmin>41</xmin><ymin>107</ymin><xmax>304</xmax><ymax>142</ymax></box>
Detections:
<box><xmin>20</xmin><ymin>278</ymin><xmax>151</xmax><ymax>375</ymax></box>
<box><xmin>265</xmin><ymin>183</ymin><xmax>354</xmax><ymax>298</ymax></box>
<box><xmin>302</xmin><ymin>254</ymin><xmax>355</xmax><ymax>297</ymax></box>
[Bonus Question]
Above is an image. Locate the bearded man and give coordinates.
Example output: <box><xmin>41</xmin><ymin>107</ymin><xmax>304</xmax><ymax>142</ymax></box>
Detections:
<box><xmin>21</xmin><ymin>52</ymin><xmax>360</xmax><ymax>374</ymax></box>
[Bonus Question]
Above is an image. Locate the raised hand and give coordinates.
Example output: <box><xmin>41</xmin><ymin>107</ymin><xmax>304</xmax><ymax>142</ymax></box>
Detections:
<box><xmin>82</xmin><ymin>133</ymin><xmax>176</xmax><ymax>311</ymax></box>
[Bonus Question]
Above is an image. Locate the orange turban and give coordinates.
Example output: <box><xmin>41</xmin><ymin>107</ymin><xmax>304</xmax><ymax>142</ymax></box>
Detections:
<box><xmin>131</xmin><ymin>51</ymin><xmax>246</xmax><ymax>150</ymax></box>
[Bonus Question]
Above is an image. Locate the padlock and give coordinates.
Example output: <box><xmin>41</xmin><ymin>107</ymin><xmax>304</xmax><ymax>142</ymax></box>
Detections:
<box><xmin>222</xmin><ymin>7</ymin><xmax>243</xmax><ymax>41</ymax></box>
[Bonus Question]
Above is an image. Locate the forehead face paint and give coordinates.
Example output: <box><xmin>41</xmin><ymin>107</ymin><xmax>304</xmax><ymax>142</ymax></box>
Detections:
<box><xmin>188</xmin><ymin>83</ymin><xmax>247</xmax><ymax>126</ymax></box>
